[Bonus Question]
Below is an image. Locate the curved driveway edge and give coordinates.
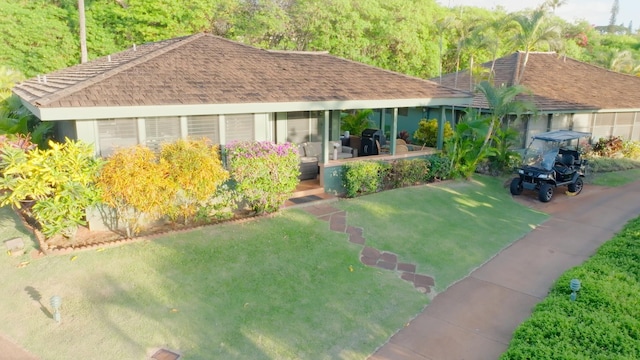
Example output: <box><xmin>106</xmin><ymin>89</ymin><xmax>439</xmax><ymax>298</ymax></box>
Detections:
<box><xmin>370</xmin><ymin>180</ymin><xmax>640</xmax><ymax>360</ymax></box>
<box><xmin>0</xmin><ymin>333</ymin><xmax>38</xmax><ymax>360</ymax></box>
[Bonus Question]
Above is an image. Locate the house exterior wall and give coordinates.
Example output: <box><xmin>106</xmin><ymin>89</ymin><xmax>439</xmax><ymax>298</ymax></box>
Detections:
<box><xmin>520</xmin><ymin>111</ymin><xmax>640</xmax><ymax>147</ymax></box>
<box><xmin>80</xmin><ymin>113</ymin><xmax>273</xmax><ymax>157</ymax></box>
<box><xmin>54</xmin><ymin>120</ymin><xmax>78</xmax><ymax>142</ymax></box>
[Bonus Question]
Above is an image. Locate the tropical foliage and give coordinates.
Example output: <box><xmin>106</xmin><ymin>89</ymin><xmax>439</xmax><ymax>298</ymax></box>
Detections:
<box><xmin>502</xmin><ymin>216</ymin><xmax>640</xmax><ymax>359</ymax></box>
<box><xmin>0</xmin><ymin>139</ymin><xmax>103</xmax><ymax>239</ymax></box>
<box><xmin>160</xmin><ymin>139</ymin><xmax>229</xmax><ymax>224</ymax></box>
<box><xmin>340</xmin><ymin>109</ymin><xmax>374</xmax><ymax>138</ymax></box>
<box><xmin>413</xmin><ymin>119</ymin><xmax>454</xmax><ymax>148</ymax></box>
<box><xmin>98</xmin><ymin>145</ymin><xmax>176</xmax><ymax>238</ymax></box>
<box><xmin>2</xmin><ymin>0</ymin><xmax>639</xmax><ymax>82</ymax></box>
<box><xmin>444</xmin><ymin>82</ymin><xmax>535</xmax><ymax>179</ymax></box>
<box><xmin>225</xmin><ymin>141</ymin><xmax>300</xmax><ymax>214</ymax></box>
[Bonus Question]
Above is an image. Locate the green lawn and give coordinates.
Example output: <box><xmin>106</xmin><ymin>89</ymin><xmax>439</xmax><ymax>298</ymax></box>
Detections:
<box><xmin>337</xmin><ymin>175</ymin><xmax>549</xmax><ymax>290</ymax></box>
<box><xmin>0</xmin><ymin>176</ymin><xmax>548</xmax><ymax>359</ymax></box>
<box><xmin>586</xmin><ymin>168</ymin><xmax>640</xmax><ymax>187</ymax></box>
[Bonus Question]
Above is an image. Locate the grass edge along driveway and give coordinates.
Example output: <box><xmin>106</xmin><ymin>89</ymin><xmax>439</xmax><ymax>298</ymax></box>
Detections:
<box><xmin>0</xmin><ymin>175</ymin><xmax>547</xmax><ymax>359</ymax></box>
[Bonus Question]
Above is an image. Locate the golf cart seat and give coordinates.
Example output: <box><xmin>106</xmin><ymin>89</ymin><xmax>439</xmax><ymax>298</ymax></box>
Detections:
<box><xmin>561</xmin><ymin>153</ymin><xmax>575</xmax><ymax>166</ymax></box>
<box><xmin>554</xmin><ymin>153</ymin><xmax>575</xmax><ymax>174</ymax></box>
<box><xmin>559</xmin><ymin>149</ymin><xmax>580</xmax><ymax>165</ymax></box>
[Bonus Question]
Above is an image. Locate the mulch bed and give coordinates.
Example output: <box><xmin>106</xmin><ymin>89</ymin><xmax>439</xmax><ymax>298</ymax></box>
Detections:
<box><xmin>14</xmin><ymin>206</ymin><xmax>260</xmax><ymax>256</ymax></box>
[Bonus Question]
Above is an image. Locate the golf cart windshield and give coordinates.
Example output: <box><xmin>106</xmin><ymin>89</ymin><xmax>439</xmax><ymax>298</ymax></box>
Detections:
<box><xmin>523</xmin><ymin>138</ymin><xmax>559</xmax><ymax>170</ymax></box>
<box><xmin>522</xmin><ymin>130</ymin><xmax>592</xmax><ymax>171</ymax></box>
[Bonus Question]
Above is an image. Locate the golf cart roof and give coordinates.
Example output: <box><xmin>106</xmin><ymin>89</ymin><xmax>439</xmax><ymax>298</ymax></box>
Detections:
<box><xmin>532</xmin><ymin>130</ymin><xmax>592</xmax><ymax>142</ymax></box>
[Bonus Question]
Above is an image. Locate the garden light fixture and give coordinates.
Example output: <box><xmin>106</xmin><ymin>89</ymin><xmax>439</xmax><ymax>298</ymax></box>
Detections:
<box><xmin>569</xmin><ymin>279</ymin><xmax>581</xmax><ymax>301</ymax></box>
<box><xmin>50</xmin><ymin>295</ymin><xmax>62</xmax><ymax>323</ymax></box>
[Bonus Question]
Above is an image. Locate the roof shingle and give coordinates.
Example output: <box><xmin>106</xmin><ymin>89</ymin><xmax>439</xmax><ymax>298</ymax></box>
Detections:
<box><xmin>13</xmin><ymin>33</ymin><xmax>469</xmax><ymax>109</ymax></box>
<box><xmin>435</xmin><ymin>52</ymin><xmax>640</xmax><ymax>111</ymax></box>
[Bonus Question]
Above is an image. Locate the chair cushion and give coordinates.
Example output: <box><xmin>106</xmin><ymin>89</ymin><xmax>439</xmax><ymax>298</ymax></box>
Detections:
<box><xmin>304</xmin><ymin>142</ymin><xmax>322</xmax><ymax>158</ymax></box>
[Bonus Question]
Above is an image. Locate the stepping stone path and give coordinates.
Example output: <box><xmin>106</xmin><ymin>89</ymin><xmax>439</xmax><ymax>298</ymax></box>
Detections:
<box><xmin>301</xmin><ymin>203</ymin><xmax>435</xmax><ymax>294</ymax></box>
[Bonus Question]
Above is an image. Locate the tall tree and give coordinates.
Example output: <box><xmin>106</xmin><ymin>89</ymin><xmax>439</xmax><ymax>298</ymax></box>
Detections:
<box><xmin>608</xmin><ymin>0</ymin><xmax>619</xmax><ymax>33</ymax></box>
<box><xmin>543</xmin><ymin>0</ymin><xmax>567</xmax><ymax>13</ymax></box>
<box><xmin>79</xmin><ymin>0</ymin><xmax>88</xmax><ymax>63</ymax></box>
<box><xmin>508</xmin><ymin>7</ymin><xmax>561</xmax><ymax>84</ymax></box>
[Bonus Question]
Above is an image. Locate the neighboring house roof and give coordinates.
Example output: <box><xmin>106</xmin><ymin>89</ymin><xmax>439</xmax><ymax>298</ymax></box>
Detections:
<box><xmin>13</xmin><ymin>33</ymin><xmax>471</xmax><ymax>121</ymax></box>
<box><xmin>434</xmin><ymin>52</ymin><xmax>640</xmax><ymax>112</ymax></box>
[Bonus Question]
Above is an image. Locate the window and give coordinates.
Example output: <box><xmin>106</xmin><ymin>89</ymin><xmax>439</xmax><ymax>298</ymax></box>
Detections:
<box><xmin>286</xmin><ymin>111</ymin><xmax>321</xmax><ymax>144</ymax></box>
<box><xmin>187</xmin><ymin>115</ymin><xmax>220</xmax><ymax>143</ymax></box>
<box><xmin>225</xmin><ymin>114</ymin><xmax>255</xmax><ymax>142</ymax></box>
<box><xmin>97</xmin><ymin>118</ymin><xmax>138</xmax><ymax>157</ymax></box>
<box><xmin>145</xmin><ymin>117</ymin><xmax>180</xmax><ymax>152</ymax></box>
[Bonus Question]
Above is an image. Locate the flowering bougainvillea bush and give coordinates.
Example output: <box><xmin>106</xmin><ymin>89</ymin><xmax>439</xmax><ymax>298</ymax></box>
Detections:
<box><xmin>226</xmin><ymin>141</ymin><xmax>300</xmax><ymax>214</ymax></box>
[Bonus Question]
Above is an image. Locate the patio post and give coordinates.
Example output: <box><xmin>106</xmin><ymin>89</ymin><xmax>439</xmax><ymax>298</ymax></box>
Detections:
<box><xmin>390</xmin><ymin>108</ymin><xmax>398</xmax><ymax>154</ymax></box>
<box><xmin>437</xmin><ymin>107</ymin><xmax>446</xmax><ymax>149</ymax></box>
<box><xmin>322</xmin><ymin>110</ymin><xmax>330</xmax><ymax>164</ymax></box>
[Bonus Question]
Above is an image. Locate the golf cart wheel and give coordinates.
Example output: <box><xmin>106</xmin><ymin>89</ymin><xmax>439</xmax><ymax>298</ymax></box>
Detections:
<box><xmin>568</xmin><ymin>177</ymin><xmax>584</xmax><ymax>194</ymax></box>
<box><xmin>510</xmin><ymin>178</ymin><xmax>523</xmax><ymax>195</ymax></box>
<box><xmin>538</xmin><ymin>183</ymin><xmax>554</xmax><ymax>202</ymax></box>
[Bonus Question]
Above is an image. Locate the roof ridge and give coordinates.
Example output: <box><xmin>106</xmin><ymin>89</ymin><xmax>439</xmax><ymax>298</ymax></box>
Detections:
<box><xmin>314</xmin><ymin>52</ymin><xmax>471</xmax><ymax>96</ymax></box>
<box><xmin>34</xmin><ymin>33</ymin><xmax>205</xmax><ymax>106</ymax></box>
<box><xmin>267</xmin><ymin>49</ymin><xmax>330</xmax><ymax>55</ymax></box>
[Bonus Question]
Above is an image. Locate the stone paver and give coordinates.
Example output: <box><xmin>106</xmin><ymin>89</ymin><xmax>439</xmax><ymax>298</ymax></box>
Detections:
<box><xmin>300</xmin><ymin>204</ymin><xmax>438</xmax><ymax>294</ymax></box>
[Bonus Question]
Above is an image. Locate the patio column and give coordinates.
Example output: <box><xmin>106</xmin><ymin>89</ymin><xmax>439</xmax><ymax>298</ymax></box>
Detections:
<box><xmin>437</xmin><ymin>107</ymin><xmax>446</xmax><ymax>149</ymax></box>
<box><xmin>390</xmin><ymin>108</ymin><xmax>398</xmax><ymax>154</ymax></box>
<box><xmin>322</xmin><ymin>110</ymin><xmax>330</xmax><ymax>165</ymax></box>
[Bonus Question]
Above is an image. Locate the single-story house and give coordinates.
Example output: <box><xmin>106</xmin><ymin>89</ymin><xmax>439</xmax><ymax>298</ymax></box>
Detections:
<box><xmin>434</xmin><ymin>51</ymin><xmax>640</xmax><ymax>147</ymax></box>
<box><xmin>12</xmin><ymin>32</ymin><xmax>471</xmax><ymax>193</ymax></box>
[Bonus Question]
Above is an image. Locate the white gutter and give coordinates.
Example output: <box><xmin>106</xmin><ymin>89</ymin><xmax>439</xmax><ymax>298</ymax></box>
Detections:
<box><xmin>31</xmin><ymin>97</ymin><xmax>472</xmax><ymax>121</ymax></box>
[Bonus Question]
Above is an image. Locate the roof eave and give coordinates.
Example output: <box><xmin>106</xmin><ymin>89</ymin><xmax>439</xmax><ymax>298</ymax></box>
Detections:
<box><xmin>34</xmin><ymin>97</ymin><xmax>473</xmax><ymax>121</ymax></box>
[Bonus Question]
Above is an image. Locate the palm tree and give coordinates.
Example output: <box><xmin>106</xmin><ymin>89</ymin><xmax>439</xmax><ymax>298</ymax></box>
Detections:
<box><xmin>609</xmin><ymin>50</ymin><xmax>639</xmax><ymax>74</ymax></box>
<box><xmin>508</xmin><ymin>8</ymin><xmax>561</xmax><ymax>84</ymax></box>
<box><xmin>463</xmin><ymin>23</ymin><xmax>498</xmax><ymax>91</ymax></box>
<box><xmin>475</xmin><ymin>81</ymin><xmax>535</xmax><ymax>149</ymax></box>
<box><xmin>435</xmin><ymin>16</ymin><xmax>456</xmax><ymax>84</ymax></box>
<box><xmin>543</xmin><ymin>0</ymin><xmax>568</xmax><ymax>13</ymax></box>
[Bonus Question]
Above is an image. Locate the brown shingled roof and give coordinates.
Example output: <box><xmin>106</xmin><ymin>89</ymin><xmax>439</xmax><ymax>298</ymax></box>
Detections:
<box><xmin>13</xmin><ymin>33</ymin><xmax>469</xmax><ymax>110</ymax></box>
<box><xmin>434</xmin><ymin>52</ymin><xmax>640</xmax><ymax>111</ymax></box>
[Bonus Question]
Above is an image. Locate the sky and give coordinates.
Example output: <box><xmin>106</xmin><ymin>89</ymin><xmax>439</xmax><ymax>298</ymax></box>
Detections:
<box><xmin>438</xmin><ymin>0</ymin><xmax>639</xmax><ymax>30</ymax></box>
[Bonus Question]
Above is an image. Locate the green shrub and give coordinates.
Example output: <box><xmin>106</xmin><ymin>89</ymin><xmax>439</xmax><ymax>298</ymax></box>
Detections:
<box><xmin>161</xmin><ymin>138</ymin><xmax>230</xmax><ymax>224</ymax></box>
<box><xmin>425</xmin><ymin>154</ymin><xmax>451</xmax><ymax>181</ymax></box>
<box><xmin>342</xmin><ymin>161</ymin><xmax>390</xmax><ymax>198</ymax></box>
<box><xmin>585</xmin><ymin>157</ymin><xmax>640</xmax><ymax>173</ymax></box>
<box><xmin>502</xmin><ymin>216</ymin><xmax>640</xmax><ymax>359</ymax></box>
<box><xmin>390</xmin><ymin>159</ymin><xmax>430</xmax><ymax>188</ymax></box>
<box><xmin>194</xmin><ymin>182</ymin><xmax>240</xmax><ymax>222</ymax></box>
<box><xmin>0</xmin><ymin>139</ymin><xmax>103</xmax><ymax>240</ymax></box>
<box><xmin>226</xmin><ymin>141</ymin><xmax>299</xmax><ymax>214</ymax></box>
<box><xmin>413</xmin><ymin>119</ymin><xmax>453</xmax><ymax>147</ymax></box>
<box><xmin>622</xmin><ymin>140</ymin><xmax>640</xmax><ymax>160</ymax></box>
<box><xmin>486</xmin><ymin>127</ymin><xmax>522</xmax><ymax>175</ymax></box>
